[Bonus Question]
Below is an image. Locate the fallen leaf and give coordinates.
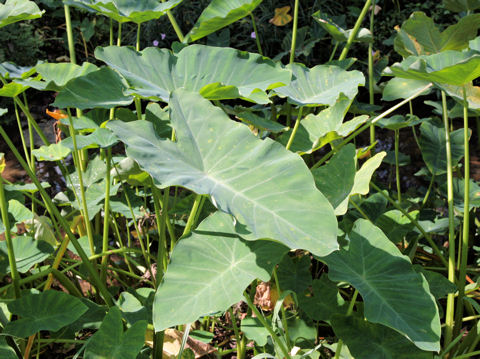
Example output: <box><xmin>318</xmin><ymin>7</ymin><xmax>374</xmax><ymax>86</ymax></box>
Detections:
<box><xmin>269</xmin><ymin>6</ymin><xmax>292</xmax><ymax>26</ymax></box>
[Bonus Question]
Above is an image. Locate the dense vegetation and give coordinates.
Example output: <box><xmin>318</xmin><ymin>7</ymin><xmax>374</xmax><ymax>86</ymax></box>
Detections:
<box><xmin>0</xmin><ymin>0</ymin><xmax>479</xmax><ymax>358</ymax></box>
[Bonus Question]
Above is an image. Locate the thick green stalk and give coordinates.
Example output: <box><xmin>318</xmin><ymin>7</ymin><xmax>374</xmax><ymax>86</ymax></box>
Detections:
<box><xmin>272</xmin><ymin>268</ymin><xmax>291</xmax><ymax>349</ymax></box>
<box><xmin>161</xmin><ymin>0</ymin><xmax>184</xmax><ymax>42</ymax></box>
<box><xmin>338</xmin><ymin>0</ymin><xmax>372</xmax><ymax>61</ymax></box>
<box><xmin>0</xmin><ymin>174</ymin><xmax>20</xmax><ymax>298</ymax></box>
<box><xmin>136</xmin><ymin>23</ymin><xmax>141</xmax><ymax>51</ymax></box>
<box><xmin>250</xmin><ymin>13</ymin><xmax>263</xmax><ymax>56</ymax></box>
<box><xmin>328</xmin><ymin>42</ymin><xmax>339</xmax><ymax>62</ymax></box>
<box><xmin>13</xmin><ymin>101</ymin><xmax>31</xmax><ymax>169</ymax></box>
<box><xmin>117</xmin><ymin>22</ymin><xmax>122</xmax><ymax>46</ymax></box>
<box><xmin>311</xmin><ymin>83</ymin><xmax>433</xmax><ymax>169</ymax></box>
<box><xmin>394</xmin><ymin>129</ymin><xmax>401</xmax><ymax>203</ymax></box>
<box><xmin>182</xmin><ymin>194</ymin><xmax>203</xmax><ymax>238</ymax></box>
<box><xmin>289</xmin><ymin>0</ymin><xmax>300</xmax><ymax>64</ymax></box>
<box><xmin>243</xmin><ymin>293</ymin><xmax>292</xmax><ymax>359</ymax></box>
<box><xmin>420</xmin><ymin>174</ymin><xmax>435</xmax><ymax>209</ymax></box>
<box><xmin>229</xmin><ymin>307</ymin><xmax>246</xmax><ymax>359</ymax></box>
<box><xmin>368</xmin><ymin>3</ymin><xmax>375</xmax><ymax>145</ymax></box>
<box><xmin>285</xmin><ymin>107</ymin><xmax>303</xmax><ymax>151</ymax></box>
<box><xmin>67</xmin><ymin>110</ymin><xmax>95</xmax><ymax>256</ymax></box>
<box><xmin>0</xmin><ymin>125</ymin><xmax>113</xmax><ymax>305</ymax></box>
<box><xmin>135</xmin><ymin>97</ymin><xmax>142</xmax><ymax>121</ymax></box>
<box><xmin>109</xmin><ymin>18</ymin><xmax>113</xmax><ymax>46</ymax></box>
<box><xmin>335</xmin><ymin>290</ymin><xmax>359</xmax><ymax>359</ymax></box>
<box><xmin>64</xmin><ymin>5</ymin><xmax>76</xmax><ymax>64</ymax></box>
<box><xmin>100</xmin><ymin>149</ymin><xmax>112</xmax><ymax>282</ymax></box>
<box><xmin>455</xmin><ymin>86</ymin><xmax>472</xmax><ymax>336</ymax></box>
<box><xmin>152</xmin><ymin>185</ymin><xmax>167</xmax><ymax>282</ymax></box>
<box><xmin>442</xmin><ymin>90</ymin><xmax>457</xmax><ymax>348</ymax></box>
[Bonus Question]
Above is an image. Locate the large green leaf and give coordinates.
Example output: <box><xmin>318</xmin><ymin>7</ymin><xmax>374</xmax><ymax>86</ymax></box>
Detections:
<box><xmin>444</xmin><ymin>0</ymin><xmax>480</xmax><ymax>12</ymax></box>
<box><xmin>63</xmin><ymin>0</ymin><xmax>182</xmax><ymax>24</ymax></box>
<box><xmin>382</xmin><ymin>77</ymin><xmax>432</xmax><ymax>101</ymax></box>
<box><xmin>153</xmin><ymin>211</ymin><xmax>288</xmax><ymax>331</ymax></box>
<box><xmin>187</xmin><ymin>0</ymin><xmax>262</xmax><ymax>42</ymax></box>
<box><xmin>53</xmin><ymin>67</ymin><xmax>133</xmax><ymax>109</ymax></box>
<box><xmin>313</xmin><ymin>151</ymin><xmax>386</xmax><ymax>216</ymax></box>
<box><xmin>418</xmin><ymin>120</ymin><xmax>464</xmax><ymax>175</ymax></box>
<box><xmin>390</xmin><ymin>50</ymin><xmax>480</xmax><ymax>86</ymax></box>
<box><xmin>331</xmin><ymin>315</ymin><xmax>433</xmax><ymax>359</ymax></box>
<box><xmin>297</xmin><ymin>275</ymin><xmax>347</xmax><ymax>322</ymax></box>
<box><xmin>0</xmin><ymin>62</ymin><xmax>37</xmax><ymax>79</ymax></box>
<box><xmin>313</xmin><ymin>11</ymin><xmax>372</xmax><ymax>43</ymax></box>
<box><xmin>4</xmin><ymin>290</ymin><xmax>88</xmax><ymax>337</ymax></box>
<box><xmin>0</xmin><ymin>338</ymin><xmax>16</xmax><ymax>359</ymax></box>
<box><xmin>322</xmin><ymin>219</ymin><xmax>441</xmax><ymax>351</ymax></box>
<box><xmin>24</xmin><ymin>62</ymin><xmax>99</xmax><ymax>91</ymax></box>
<box><xmin>273</xmin><ymin>63</ymin><xmax>364</xmax><ymax>106</ymax></box>
<box><xmin>109</xmin><ymin>89</ymin><xmax>338</xmax><ymax>256</ymax></box>
<box><xmin>0</xmin><ymin>199</ymin><xmax>32</xmax><ymax>233</ymax></box>
<box><xmin>277</xmin><ymin>255</ymin><xmax>312</xmax><ymax>294</ymax></box>
<box><xmin>0</xmin><ymin>0</ymin><xmax>43</xmax><ymax>29</ymax></box>
<box><xmin>394</xmin><ymin>12</ymin><xmax>480</xmax><ymax>57</ymax></box>
<box><xmin>84</xmin><ymin>306</ymin><xmax>147</xmax><ymax>359</ymax></box>
<box><xmin>438</xmin><ymin>82</ymin><xmax>480</xmax><ymax>110</ymax></box>
<box><xmin>95</xmin><ymin>45</ymin><xmax>290</xmax><ymax>104</ymax></box>
<box><xmin>0</xmin><ymin>236</ymin><xmax>54</xmax><ymax>274</ymax></box>
<box><xmin>312</xmin><ymin>144</ymin><xmax>356</xmax><ymax>212</ymax></box>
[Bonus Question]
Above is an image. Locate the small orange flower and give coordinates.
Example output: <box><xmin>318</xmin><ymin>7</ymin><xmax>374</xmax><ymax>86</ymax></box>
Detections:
<box><xmin>46</xmin><ymin>108</ymin><xmax>68</xmax><ymax>120</ymax></box>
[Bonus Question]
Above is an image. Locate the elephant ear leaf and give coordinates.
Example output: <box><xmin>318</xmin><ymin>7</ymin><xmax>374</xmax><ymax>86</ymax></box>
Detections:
<box><xmin>153</xmin><ymin>211</ymin><xmax>288</xmax><ymax>331</ymax></box>
<box><xmin>321</xmin><ymin>219</ymin><xmax>441</xmax><ymax>352</ymax></box>
<box><xmin>444</xmin><ymin>0</ymin><xmax>480</xmax><ymax>13</ymax></box>
<box><xmin>108</xmin><ymin>89</ymin><xmax>338</xmax><ymax>257</ymax></box>
<box><xmin>394</xmin><ymin>12</ymin><xmax>480</xmax><ymax>57</ymax></box>
<box><xmin>64</xmin><ymin>0</ymin><xmax>182</xmax><ymax>24</ymax></box>
<box><xmin>187</xmin><ymin>0</ymin><xmax>263</xmax><ymax>42</ymax></box>
<box><xmin>0</xmin><ymin>0</ymin><xmax>44</xmax><ymax>29</ymax></box>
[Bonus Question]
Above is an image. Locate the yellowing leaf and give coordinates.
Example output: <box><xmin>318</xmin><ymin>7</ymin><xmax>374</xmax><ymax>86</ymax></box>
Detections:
<box><xmin>0</xmin><ymin>153</ymin><xmax>5</xmax><ymax>174</ymax></box>
<box><xmin>269</xmin><ymin>6</ymin><xmax>292</xmax><ymax>26</ymax></box>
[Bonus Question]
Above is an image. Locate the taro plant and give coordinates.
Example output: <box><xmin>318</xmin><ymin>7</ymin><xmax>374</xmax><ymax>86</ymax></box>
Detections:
<box><xmin>0</xmin><ymin>0</ymin><xmax>479</xmax><ymax>358</ymax></box>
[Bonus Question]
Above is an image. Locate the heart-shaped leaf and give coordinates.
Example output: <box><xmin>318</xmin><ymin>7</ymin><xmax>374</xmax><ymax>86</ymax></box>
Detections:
<box><xmin>24</xmin><ymin>62</ymin><xmax>99</xmax><ymax>91</ymax></box>
<box><xmin>0</xmin><ymin>236</ymin><xmax>54</xmax><ymax>274</ymax></box>
<box><xmin>64</xmin><ymin>0</ymin><xmax>182</xmax><ymax>24</ymax></box>
<box><xmin>32</xmin><ymin>143</ymin><xmax>72</xmax><ymax>161</ymax></box>
<box><xmin>394</xmin><ymin>12</ymin><xmax>480</xmax><ymax>57</ymax></box>
<box><xmin>382</xmin><ymin>77</ymin><xmax>432</xmax><ymax>101</ymax></box>
<box><xmin>390</xmin><ymin>50</ymin><xmax>480</xmax><ymax>86</ymax></box>
<box><xmin>331</xmin><ymin>315</ymin><xmax>433</xmax><ymax>359</ymax></box>
<box><xmin>312</xmin><ymin>144</ymin><xmax>356</xmax><ymax>211</ymax></box>
<box><xmin>153</xmin><ymin>211</ymin><xmax>288</xmax><ymax>331</ymax></box>
<box><xmin>53</xmin><ymin>67</ymin><xmax>133</xmax><ymax>109</ymax></box>
<box><xmin>298</xmin><ymin>275</ymin><xmax>347</xmax><ymax>322</ymax></box>
<box><xmin>418</xmin><ymin>120</ymin><xmax>465</xmax><ymax>175</ymax></box>
<box><xmin>322</xmin><ymin>219</ymin><xmax>441</xmax><ymax>351</ymax></box>
<box><xmin>187</xmin><ymin>0</ymin><xmax>262</xmax><ymax>41</ymax></box>
<box><xmin>0</xmin><ymin>0</ymin><xmax>43</xmax><ymax>29</ymax></box>
<box><xmin>4</xmin><ymin>290</ymin><xmax>88</xmax><ymax>338</ymax></box>
<box><xmin>95</xmin><ymin>44</ymin><xmax>291</xmax><ymax>104</ymax></box>
<box><xmin>84</xmin><ymin>306</ymin><xmax>147</xmax><ymax>359</ymax></box>
<box><xmin>109</xmin><ymin>89</ymin><xmax>338</xmax><ymax>256</ymax></box>
<box><xmin>313</xmin><ymin>11</ymin><xmax>372</xmax><ymax>43</ymax></box>
<box><xmin>274</xmin><ymin>63</ymin><xmax>364</xmax><ymax>106</ymax></box>
<box><xmin>444</xmin><ymin>0</ymin><xmax>480</xmax><ymax>12</ymax></box>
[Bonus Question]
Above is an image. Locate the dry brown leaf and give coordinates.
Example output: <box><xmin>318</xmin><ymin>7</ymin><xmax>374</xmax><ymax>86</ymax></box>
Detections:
<box><xmin>269</xmin><ymin>6</ymin><xmax>292</xmax><ymax>26</ymax></box>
